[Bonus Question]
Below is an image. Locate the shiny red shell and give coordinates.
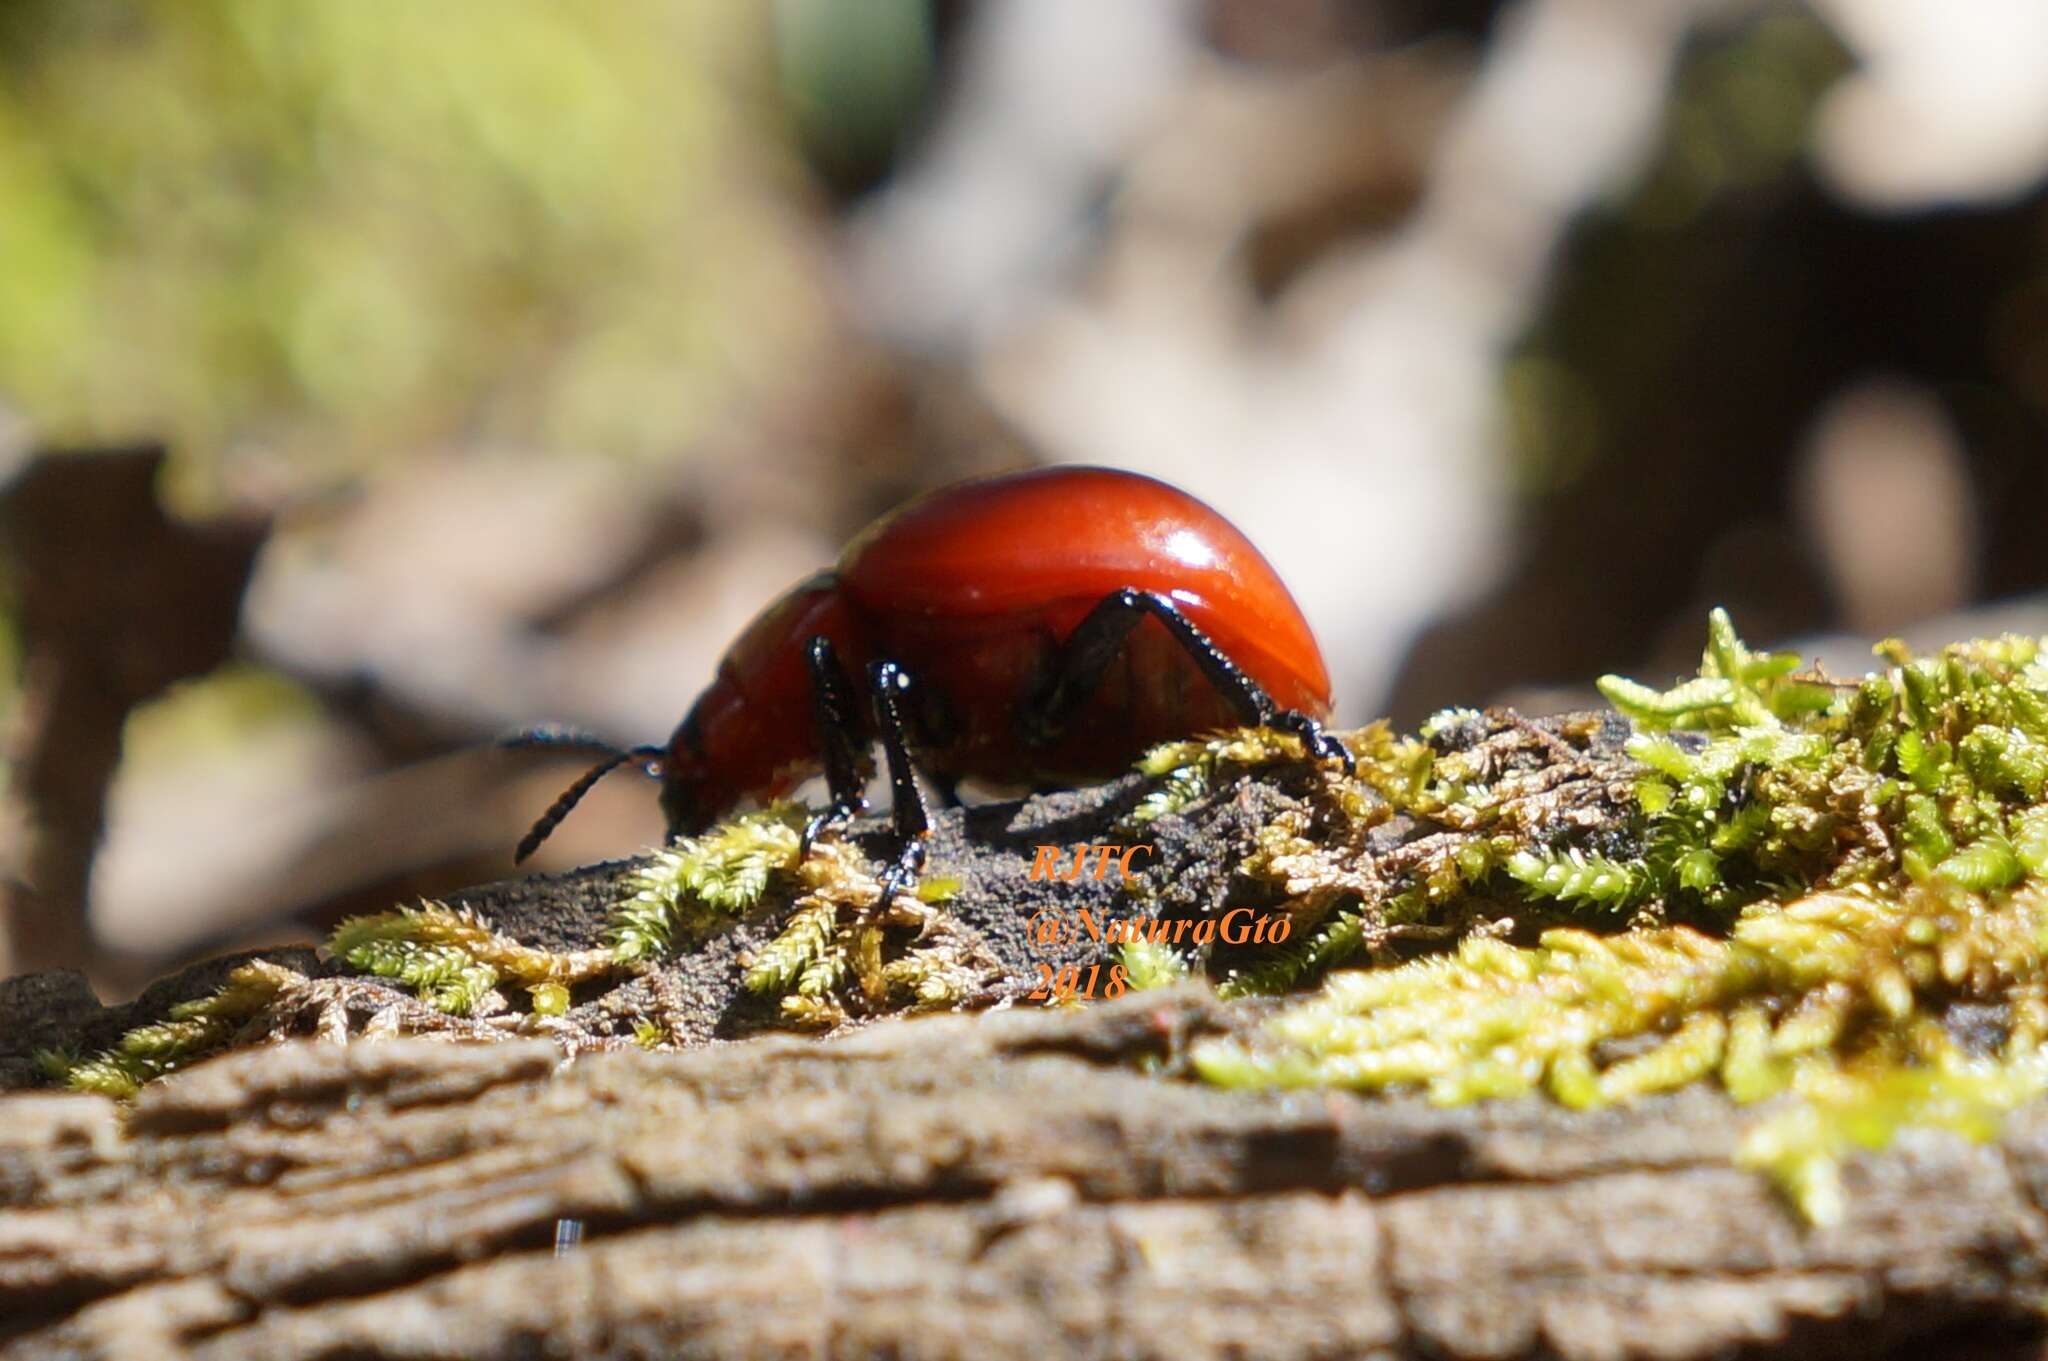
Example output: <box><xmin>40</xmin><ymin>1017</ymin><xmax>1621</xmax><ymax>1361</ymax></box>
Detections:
<box><xmin>658</xmin><ymin>466</ymin><xmax>1332</xmax><ymax>833</ymax></box>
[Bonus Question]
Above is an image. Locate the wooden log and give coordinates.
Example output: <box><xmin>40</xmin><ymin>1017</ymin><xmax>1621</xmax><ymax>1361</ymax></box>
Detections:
<box><xmin>3</xmin><ymin>989</ymin><xmax>2048</xmax><ymax>1359</ymax></box>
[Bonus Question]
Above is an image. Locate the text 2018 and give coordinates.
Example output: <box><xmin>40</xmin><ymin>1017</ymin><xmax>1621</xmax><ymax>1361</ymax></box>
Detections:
<box><xmin>1027</xmin><ymin>962</ymin><xmax>1130</xmax><ymax>1002</ymax></box>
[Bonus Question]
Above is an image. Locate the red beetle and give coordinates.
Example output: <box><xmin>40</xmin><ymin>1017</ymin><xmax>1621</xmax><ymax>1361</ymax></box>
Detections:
<box><xmin>512</xmin><ymin>466</ymin><xmax>1345</xmax><ymax>893</ymax></box>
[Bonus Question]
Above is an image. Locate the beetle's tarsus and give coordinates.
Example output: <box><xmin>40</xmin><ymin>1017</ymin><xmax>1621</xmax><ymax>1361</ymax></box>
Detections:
<box><xmin>1274</xmin><ymin>710</ymin><xmax>1354</xmax><ymax>774</ymax></box>
<box><xmin>799</xmin><ymin>803</ymin><xmax>862</xmax><ymax>858</ymax></box>
<box><xmin>876</xmin><ymin>836</ymin><xmax>929</xmax><ymax>907</ymax></box>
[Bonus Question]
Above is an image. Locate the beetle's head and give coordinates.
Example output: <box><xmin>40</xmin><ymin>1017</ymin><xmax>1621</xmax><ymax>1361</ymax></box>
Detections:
<box><xmin>656</xmin><ymin>747</ymin><xmax>713</xmax><ymax>841</ymax></box>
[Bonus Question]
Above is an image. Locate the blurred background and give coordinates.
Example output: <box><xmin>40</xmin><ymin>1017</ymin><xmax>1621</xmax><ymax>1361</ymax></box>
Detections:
<box><xmin>1</xmin><ymin>0</ymin><xmax>2044</xmax><ymax>991</ymax></box>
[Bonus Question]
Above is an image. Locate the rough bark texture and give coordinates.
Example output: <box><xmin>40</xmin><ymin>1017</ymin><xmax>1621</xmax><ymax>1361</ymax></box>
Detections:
<box><xmin>4</xmin><ymin>993</ymin><xmax>2048</xmax><ymax>1360</ymax></box>
<box><xmin>5</xmin><ymin>718</ymin><xmax>2048</xmax><ymax>1358</ymax></box>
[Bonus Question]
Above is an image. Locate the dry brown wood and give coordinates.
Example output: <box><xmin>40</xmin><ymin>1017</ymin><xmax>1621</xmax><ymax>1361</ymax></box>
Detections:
<box><xmin>3</xmin><ymin>987</ymin><xmax>2048</xmax><ymax>1360</ymax></box>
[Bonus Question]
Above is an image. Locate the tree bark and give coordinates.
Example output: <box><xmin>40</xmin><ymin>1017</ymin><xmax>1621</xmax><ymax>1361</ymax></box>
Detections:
<box><xmin>3</xmin><ymin>987</ymin><xmax>2047</xmax><ymax>1360</ymax></box>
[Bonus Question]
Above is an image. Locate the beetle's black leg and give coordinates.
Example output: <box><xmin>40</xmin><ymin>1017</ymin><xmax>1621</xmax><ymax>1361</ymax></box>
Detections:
<box><xmin>1021</xmin><ymin>587</ymin><xmax>1352</xmax><ymax>771</ymax></box>
<box><xmin>799</xmin><ymin>635</ymin><xmax>872</xmax><ymax>856</ymax></box>
<box><xmin>511</xmin><ymin>740</ymin><xmax>666</xmax><ymax>864</ymax></box>
<box><xmin>796</xmin><ymin>641</ymin><xmax>936</xmax><ymax>899</ymax></box>
<box><xmin>868</xmin><ymin>659</ymin><xmax>933</xmax><ymax>903</ymax></box>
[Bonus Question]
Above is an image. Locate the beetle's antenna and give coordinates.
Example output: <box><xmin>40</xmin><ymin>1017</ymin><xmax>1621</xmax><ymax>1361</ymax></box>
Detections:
<box><xmin>512</xmin><ymin>741</ymin><xmax>666</xmax><ymax>864</ymax></box>
<box><xmin>499</xmin><ymin>724</ymin><xmax>630</xmax><ymax>753</ymax></box>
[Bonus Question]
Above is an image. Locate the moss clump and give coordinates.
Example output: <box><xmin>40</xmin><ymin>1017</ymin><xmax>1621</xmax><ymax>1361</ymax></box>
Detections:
<box><xmin>314</xmin><ymin>804</ymin><xmax>832</xmax><ymax>1027</ymax></box>
<box><xmin>609</xmin><ymin>805</ymin><xmax>810</xmax><ymax>963</ymax></box>
<box><xmin>1129</xmin><ymin>705</ymin><xmax>1641</xmax><ymax>997</ymax></box>
<box><xmin>1122</xmin><ymin>725</ymin><xmax>1394</xmax><ymax>997</ymax></box>
<box><xmin>590</xmin><ymin>800</ymin><xmax>1000</xmax><ymax>1028</ymax></box>
<box><xmin>52</xmin><ymin>796</ymin><xmax>1004</xmax><ymax>1092</ymax></box>
<box><xmin>59</xmin><ymin>884</ymin><xmax>664</xmax><ymax>1098</ymax></box>
<box><xmin>38</xmin><ymin>960</ymin><xmax>304</xmax><ymax>1097</ymax></box>
<box><xmin>1192</xmin><ymin>611</ymin><xmax>2048</xmax><ymax>1222</ymax></box>
<box><xmin>738</xmin><ymin>836</ymin><xmax>1001</xmax><ymax>1029</ymax></box>
<box><xmin>330</xmin><ymin>900</ymin><xmax>614</xmax><ymax>1016</ymax></box>
<box><xmin>1125</xmin><ymin>728</ymin><xmax>1356</xmax><ymax>829</ymax></box>
<box><xmin>1119</xmin><ymin>939</ymin><xmax>1189</xmax><ymax>991</ymax></box>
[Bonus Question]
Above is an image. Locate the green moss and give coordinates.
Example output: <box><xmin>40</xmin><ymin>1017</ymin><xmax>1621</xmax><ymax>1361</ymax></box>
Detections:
<box><xmin>330</xmin><ymin>900</ymin><xmax>614</xmax><ymax>1015</ymax></box>
<box><xmin>1215</xmin><ymin>909</ymin><xmax>1371</xmax><ymax>1000</ymax></box>
<box><xmin>1737</xmin><ymin>1051</ymin><xmax>2045</xmax><ymax>1227</ymax></box>
<box><xmin>87</xmin><ymin>600</ymin><xmax>2048</xmax><ymax>1213</ymax></box>
<box><xmin>609</xmin><ymin>804</ymin><xmax>806</xmax><ymax>963</ymax></box>
<box><xmin>1123</xmin><ymin>729</ymin><xmax>1323</xmax><ymax>830</ymax></box>
<box><xmin>40</xmin><ymin>961</ymin><xmax>299</xmax><ymax>1097</ymax></box>
<box><xmin>352</xmin><ymin>941</ymin><xmax>495</xmax><ymax>1014</ymax></box>
<box><xmin>735</xmin><ymin>834</ymin><xmax>1001</xmax><ymax>1023</ymax></box>
<box><xmin>1190</xmin><ymin>611</ymin><xmax>2048</xmax><ymax>1222</ymax></box>
<box><xmin>219</xmin><ymin>798</ymin><xmax>993</xmax><ymax>1050</ymax></box>
<box><xmin>1119</xmin><ymin>939</ymin><xmax>1189</xmax><ymax>991</ymax></box>
<box><xmin>1505</xmin><ymin>848</ymin><xmax>1644</xmax><ymax>910</ymax></box>
<box><xmin>744</xmin><ymin>897</ymin><xmax>837</xmax><ymax>996</ymax></box>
